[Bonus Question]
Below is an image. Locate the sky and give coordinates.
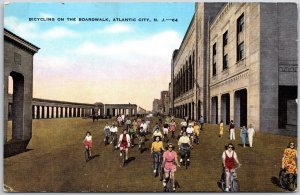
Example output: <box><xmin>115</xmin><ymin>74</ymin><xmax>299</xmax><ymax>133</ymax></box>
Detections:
<box><xmin>4</xmin><ymin>2</ymin><xmax>195</xmax><ymax>111</ymax></box>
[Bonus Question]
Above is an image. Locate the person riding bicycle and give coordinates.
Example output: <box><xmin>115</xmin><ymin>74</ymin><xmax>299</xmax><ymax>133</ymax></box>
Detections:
<box><xmin>118</xmin><ymin>129</ymin><xmax>131</xmax><ymax>161</ymax></box>
<box><xmin>110</xmin><ymin>123</ymin><xmax>118</xmax><ymax>148</ymax></box>
<box><xmin>162</xmin><ymin>143</ymin><xmax>180</xmax><ymax>191</ymax></box>
<box><xmin>140</xmin><ymin>120</ymin><xmax>148</xmax><ymax>134</ymax></box>
<box><xmin>128</xmin><ymin>124</ymin><xmax>136</xmax><ymax>147</ymax></box>
<box><xmin>125</xmin><ymin>117</ymin><xmax>132</xmax><ymax>130</ymax></box>
<box><xmin>163</xmin><ymin>123</ymin><xmax>169</xmax><ymax>141</ymax></box>
<box><xmin>132</xmin><ymin>119</ymin><xmax>138</xmax><ymax>132</ymax></box>
<box><xmin>178</xmin><ymin>131</ymin><xmax>192</xmax><ymax>164</ymax></box>
<box><xmin>282</xmin><ymin>142</ymin><xmax>297</xmax><ymax>175</ymax></box>
<box><xmin>152</xmin><ymin>127</ymin><xmax>163</xmax><ymax>140</ymax></box>
<box><xmin>169</xmin><ymin>119</ymin><xmax>176</xmax><ymax>138</ymax></box>
<box><xmin>83</xmin><ymin>131</ymin><xmax>92</xmax><ymax>160</ymax></box>
<box><xmin>158</xmin><ymin>114</ymin><xmax>163</xmax><ymax>126</ymax></box>
<box><xmin>153</xmin><ymin>122</ymin><xmax>160</xmax><ymax>133</ymax></box>
<box><xmin>193</xmin><ymin>121</ymin><xmax>200</xmax><ymax>144</ymax></box>
<box><xmin>186</xmin><ymin>123</ymin><xmax>195</xmax><ymax>146</ymax></box>
<box><xmin>151</xmin><ymin>136</ymin><xmax>165</xmax><ymax>175</ymax></box>
<box><xmin>117</xmin><ymin>115</ymin><xmax>122</xmax><ymax>127</ymax></box>
<box><xmin>180</xmin><ymin>119</ymin><xmax>188</xmax><ymax>131</ymax></box>
<box><xmin>222</xmin><ymin>143</ymin><xmax>241</xmax><ymax>192</ymax></box>
<box><xmin>104</xmin><ymin>123</ymin><xmax>111</xmax><ymax>143</ymax></box>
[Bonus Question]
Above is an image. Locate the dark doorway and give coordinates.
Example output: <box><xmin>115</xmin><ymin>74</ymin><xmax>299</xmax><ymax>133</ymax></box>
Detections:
<box><xmin>234</xmin><ymin>89</ymin><xmax>247</xmax><ymax>127</ymax></box>
<box><xmin>221</xmin><ymin>94</ymin><xmax>230</xmax><ymax>125</ymax></box>
<box><xmin>278</xmin><ymin>86</ymin><xmax>297</xmax><ymax>129</ymax></box>
<box><xmin>211</xmin><ymin>96</ymin><xmax>218</xmax><ymax>124</ymax></box>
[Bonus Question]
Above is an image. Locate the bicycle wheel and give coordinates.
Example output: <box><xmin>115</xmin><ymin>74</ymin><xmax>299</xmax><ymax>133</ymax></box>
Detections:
<box><xmin>84</xmin><ymin>148</ymin><xmax>89</xmax><ymax>162</ymax></box>
<box><xmin>122</xmin><ymin>150</ymin><xmax>126</xmax><ymax>167</ymax></box>
<box><xmin>231</xmin><ymin>179</ymin><xmax>240</xmax><ymax>192</ymax></box>
<box><xmin>279</xmin><ymin>169</ymin><xmax>288</xmax><ymax>189</ymax></box>
<box><xmin>220</xmin><ymin>172</ymin><xmax>226</xmax><ymax>191</ymax></box>
<box><xmin>185</xmin><ymin>154</ymin><xmax>188</xmax><ymax>169</ymax></box>
<box><xmin>159</xmin><ymin>165</ymin><xmax>164</xmax><ymax>181</ymax></box>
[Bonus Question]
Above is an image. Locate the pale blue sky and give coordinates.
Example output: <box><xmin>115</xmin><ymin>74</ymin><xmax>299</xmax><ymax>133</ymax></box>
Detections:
<box><xmin>4</xmin><ymin>2</ymin><xmax>195</xmax><ymax>110</ymax></box>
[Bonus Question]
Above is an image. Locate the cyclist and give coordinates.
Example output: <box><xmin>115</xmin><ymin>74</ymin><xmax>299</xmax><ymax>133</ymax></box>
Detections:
<box><xmin>138</xmin><ymin>126</ymin><xmax>147</xmax><ymax>149</ymax></box>
<box><xmin>117</xmin><ymin>115</ymin><xmax>122</xmax><ymax>127</ymax></box>
<box><xmin>137</xmin><ymin>117</ymin><xmax>142</xmax><ymax>129</ymax></box>
<box><xmin>110</xmin><ymin>123</ymin><xmax>118</xmax><ymax>149</ymax></box>
<box><xmin>83</xmin><ymin>131</ymin><xmax>92</xmax><ymax>159</ymax></box>
<box><xmin>180</xmin><ymin>119</ymin><xmax>188</xmax><ymax>131</ymax></box>
<box><xmin>169</xmin><ymin>119</ymin><xmax>177</xmax><ymax>138</ymax></box>
<box><xmin>222</xmin><ymin>143</ymin><xmax>241</xmax><ymax>192</ymax></box>
<box><xmin>153</xmin><ymin>127</ymin><xmax>163</xmax><ymax>140</ymax></box>
<box><xmin>178</xmin><ymin>131</ymin><xmax>192</xmax><ymax>164</ymax></box>
<box><xmin>193</xmin><ymin>121</ymin><xmax>200</xmax><ymax>144</ymax></box>
<box><xmin>162</xmin><ymin>143</ymin><xmax>180</xmax><ymax>191</ymax></box>
<box><xmin>153</xmin><ymin>122</ymin><xmax>160</xmax><ymax>133</ymax></box>
<box><xmin>125</xmin><ymin>117</ymin><xmax>132</xmax><ymax>130</ymax></box>
<box><xmin>282</xmin><ymin>142</ymin><xmax>297</xmax><ymax>176</ymax></box>
<box><xmin>132</xmin><ymin>119</ymin><xmax>138</xmax><ymax>132</ymax></box>
<box><xmin>140</xmin><ymin>120</ymin><xmax>148</xmax><ymax>134</ymax></box>
<box><xmin>158</xmin><ymin>115</ymin><xmax>163</xmax><ymax>126</ymax></box>
<box><xmin>162</xmin><ymin>123</ymin><xmax>169</xmax><ymax>142</ymax></box>
<box><xmin>151</xmin><ymin>136</ymin><xmax>165</xmax><ymax>175</ymax></box>
<box><xmin>186</xmin><ymin>123</ymin><xmax>195</xmax><ymax>145</ymax></box>
<box><xmin>118</xmin><ymin>129</ymin><xmax>131</xmax><ymax>161</ymax></box>
<box><xmin>128</xmin><ymin>124</ymin><xmax>136</xmax><ymax>147</ymax></box>
<box><xmin>103</xmin><ymin>123</ymin><xmax>111</xmax><ymax>143</ymax></box>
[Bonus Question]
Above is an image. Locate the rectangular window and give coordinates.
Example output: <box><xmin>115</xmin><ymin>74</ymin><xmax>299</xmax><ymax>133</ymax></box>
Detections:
<box><xmin>237</xmin><ymin>42</ymin><xmax>244</xmax><ymax>61</ymax></box>
<box><xmin>212</xmin><ymin>43</ymin><xmax>217</xmax><ymax>76</ymax></box>
<box><xmin>213</xmin><ymin>63</ymin><xmax>217</xmax><ymax>76</ymax></box>
<box><xmin>223</xmin><ymin>31</ymin><xmax>228</xmax><ymax>46</ymax></box>
<box><xmin>223</xmin><ymin>54</ymin><xmax>228</xmax><ymax>70</ymax></box>
<box><xmin>213</xmin><ymin>43</ymin><xmax>217</xmax><ymax>56</ymax></box>
<box><xmin>237</xmin><ymin>13</ymin><xmax>244</xmax><ymax>33</ymax></box>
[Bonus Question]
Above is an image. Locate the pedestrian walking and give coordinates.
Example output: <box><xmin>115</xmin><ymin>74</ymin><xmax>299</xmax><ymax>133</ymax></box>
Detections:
<box><xmin>240</xmin><ymin>126</ymin><xmax>247</xmax><ymax>147</ymax></box>
<box><xmin>229</xmin><ymin>120</ymin><xmax>235</xmax><ymax>141</ymax></box>
<box><xmin>199</xmin><ymin>116</ymin><xmax>204</xmax><ymax>131</ymax></box>
<box><xmin>219</xmin><ymin>120</ymin><xmax>224</xmax><ymax>137</ymax></box>
<box><xmin>247</xmin><ymin>124</ymin><xmax>255</xmax><ymax>147</ymax></box>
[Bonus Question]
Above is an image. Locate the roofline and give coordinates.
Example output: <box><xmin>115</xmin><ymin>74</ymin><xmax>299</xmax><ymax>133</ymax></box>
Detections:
<box><xmin>4</xmin><ymin>28</ymin><xmax>40</xmax><ymax>53</ymax></box>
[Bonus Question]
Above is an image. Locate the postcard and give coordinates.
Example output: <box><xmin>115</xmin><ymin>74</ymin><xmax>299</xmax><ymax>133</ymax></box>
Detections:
<box><xmin>3</xmin><ymin>1</ymin><xmax>298</xmax><ymax>192</ymax></box>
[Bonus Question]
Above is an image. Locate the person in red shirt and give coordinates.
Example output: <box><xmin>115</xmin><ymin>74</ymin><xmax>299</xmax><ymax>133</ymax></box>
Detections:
<box><xmin>222</xmin><ymin>143</ymin><xmax>241</xmax><ymax>191</ymax></box>
<box><xmin>118</xmin><ymin>129</ymin><xmax>131</xmax><ymax>161</ymax></box>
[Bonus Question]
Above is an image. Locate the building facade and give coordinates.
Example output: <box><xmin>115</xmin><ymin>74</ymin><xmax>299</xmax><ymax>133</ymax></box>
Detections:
<box><xmin>170</xmin><ymin>3</ymin><xmax>298</xmax><ymax>134</ymax></box>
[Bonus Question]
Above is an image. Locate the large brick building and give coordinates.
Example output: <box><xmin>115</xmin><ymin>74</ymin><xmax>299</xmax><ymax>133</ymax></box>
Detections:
<box><xmin>170</xmin><ymin>3</ymin><xmax>297</xmax><ymax>134</ymax></box>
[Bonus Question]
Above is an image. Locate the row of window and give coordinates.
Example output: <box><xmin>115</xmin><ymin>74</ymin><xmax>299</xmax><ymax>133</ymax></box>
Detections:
<box><xmin>212</xmin><ymin>13</ymin><xmax>244</xmax><ymax>76</ymax></box>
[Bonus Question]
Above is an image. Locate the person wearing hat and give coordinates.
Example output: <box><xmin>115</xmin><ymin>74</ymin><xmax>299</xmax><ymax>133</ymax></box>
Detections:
<box><xmin>162</xmin><ymin>143</ymin><xmax>180</xmax><ymax>191</ymax></box>
<box><xmin>222</xmin><ymin>143</ymin><xmax>241</xmax><ymax>192</ymax></box>
<box><xmin>151</xmin><ymin>136</ymin><xmax>165</xmax><ymax>175</ymax></box>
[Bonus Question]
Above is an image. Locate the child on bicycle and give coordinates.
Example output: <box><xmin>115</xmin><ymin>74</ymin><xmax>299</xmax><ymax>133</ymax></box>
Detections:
<box><xmin>83</xmin><ymin>131</ymin><xmax>92</xmax><ymax>159</ymax></box>
<box><xmin>222</xmin><ymin>143</ymin><xmax>241</xmax><ymax>192</ymax></box>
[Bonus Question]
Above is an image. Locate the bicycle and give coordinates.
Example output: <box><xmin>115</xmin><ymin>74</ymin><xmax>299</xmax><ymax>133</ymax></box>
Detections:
<box><xmin>104</xmin><ymin>131</ymin><xmax>110</xmax><ymax>146</ymax></box>
<box><xmin>139</xmin><ymin>134</ymin><xmax>146</xmax><ymax>153</ymax></box>
<box><xmin>194</xmin><ymin>134</ymin><xmax>199</xmax><ymax>145</ymax></box>
<box><xmin>163</xmin><ymin>133</ymin><xmax>169</xmax><ymax>143</ymax></box>
<box><xmin>129</xmin><ymin>133</ymin><xmax>136</xmax><ymax>148</ymax></box>
<box><xmin>111</xmin><ymin>132</ymin><xmax>118</xmax><ymax>150</ymax></box>
<box><xmin>180</xmin><ymin>146</ymin><xmax>190</xmax><ymax>169</ymax></box>
<box><xmin>84</xmin><ymin>146</ymin><xmax>91</xmax><ymax>162</ymax></box>
<box><xmin>279</xmin><ymin>168</ymin><xmax>297</xmax><ymax>191</ymax></box>
<box><xmin>164</xmin><ymin>170</ymin><xmax>175</xmax><ymax>192</ymax></box>
<box><xmin>120</xmin><ymin>147</ymin><xmax>127</xmax><ymax>167</ymax></box>
<box><xmin>153</xmin><ymin>152</ymin><xmax>163</xmax><ymax>179</ymax></box>
<box><xmin>220</xmin><ymin>165</ymin><xmax>240</xmax><ymax>192</ymax></box>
